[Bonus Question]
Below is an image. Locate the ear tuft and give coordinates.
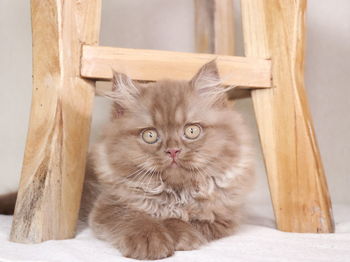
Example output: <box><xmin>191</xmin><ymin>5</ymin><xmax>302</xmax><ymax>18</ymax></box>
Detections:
<box><xmin>98</xmin><ymin>69</ymin><xmax>140</xmax><ymax>119</ymax></box>
<box><xmin>191</xmin><ymin>60</ymin><xmax>229</xmax><ymax>103</ymax></box>
<box><xmin>112</xmin><ymin>70</ymin><xmax>139</xmax><ymax>95</ymax></box>
<box><xmin>191</xmin><ymin>59</ymin><xmax>222</xmax><ymax>95</ymax></box>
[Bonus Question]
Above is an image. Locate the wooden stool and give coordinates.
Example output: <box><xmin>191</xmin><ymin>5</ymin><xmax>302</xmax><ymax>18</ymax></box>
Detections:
<box><xmin>10</xmin><ymin>0</ymin><xmax>334</xmax><ymax>243</ymax></box>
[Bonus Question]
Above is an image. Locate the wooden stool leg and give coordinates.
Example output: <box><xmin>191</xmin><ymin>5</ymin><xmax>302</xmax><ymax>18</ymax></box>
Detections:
<box><xmin>10</xmin><ymin>0</ymin><xmax>101</xmax><ymax>243</ymax></box>
<box><xmin>194</xmin><ymin>0</ymin><xmax>235</xmax><ymax>55</ymax></box>
<box><xmin>241</xmin><ymin>0</ymin><xmax>334</xmax><ymax>232</ymax></box>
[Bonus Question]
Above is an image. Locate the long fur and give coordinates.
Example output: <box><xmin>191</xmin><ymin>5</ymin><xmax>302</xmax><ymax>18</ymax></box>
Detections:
<box><xmin>86</xmin><ymin>60</ymin><xmax>254</xmax><ymax>259</ymax></box>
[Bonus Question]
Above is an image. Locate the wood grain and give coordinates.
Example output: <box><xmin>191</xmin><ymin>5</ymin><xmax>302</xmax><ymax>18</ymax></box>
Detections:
<box><xmin>10</xmin><ymin>0</ymin><xmax>101</xmax><ymax>243</ymax></box>
<box><xmin>241</xmin><ymin>0</ymin><xmax>334</xmax><ymax>232</ymax></box>
<box><xmin>194</xmin><ymin>0</ymin><xmax>235</xmax><ymax>55</ymax></box>
<box><xmin>81</xmin><ymin>45</ymin><xmax>272</xmax><ymax>88</ymax></box>
<box><xmin>194</xmin><ymin>0</ymin><xmax>250</xmax><ymax>99</ymax></box>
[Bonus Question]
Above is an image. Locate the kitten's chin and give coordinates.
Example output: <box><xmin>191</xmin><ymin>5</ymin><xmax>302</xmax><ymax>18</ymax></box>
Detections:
<box><xmin>162</xmin><ymin>167</ymin><xmax>190</xmax><ymax>186</ymax></box>
<box><xmin>169</xmin><ymin>162</ymin><xmax>178</xmax><ymax>168</ymax></box>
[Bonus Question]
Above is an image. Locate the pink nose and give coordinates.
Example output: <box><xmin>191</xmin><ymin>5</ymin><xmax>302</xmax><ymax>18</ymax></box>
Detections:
<box><xmin>165</xmin><ymin>148</ymin><xmax>181</xmax><ymax>159</ymax></box>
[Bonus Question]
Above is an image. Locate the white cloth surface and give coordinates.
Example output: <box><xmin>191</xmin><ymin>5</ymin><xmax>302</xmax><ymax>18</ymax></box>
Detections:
<box><xmin>0</xmin><ymin>205</ymin><xmax>349</xmax><ymax>262</ymax></box>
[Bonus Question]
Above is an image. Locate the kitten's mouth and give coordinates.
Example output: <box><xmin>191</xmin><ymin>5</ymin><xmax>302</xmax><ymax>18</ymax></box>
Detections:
<box><xmin>169</xmin><ymin>160</ymin><xmax>178</xmax><ymax>168</ymax></box>
<box><xmin>167</xmin><ymin>160</ymin><xmax>191</xmax><ymax>171</ymax></box>
<box><xmin>165</xmin><ymin>159</ymin><xmax>192</xmax><ymax>171</ymax></box>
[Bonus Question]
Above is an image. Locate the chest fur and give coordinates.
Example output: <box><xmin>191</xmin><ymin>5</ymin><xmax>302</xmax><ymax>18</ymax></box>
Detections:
<box><xmin>130</xmin><ymin>188</ymin><xmax>219</xmax><ymax>222</ymax></box>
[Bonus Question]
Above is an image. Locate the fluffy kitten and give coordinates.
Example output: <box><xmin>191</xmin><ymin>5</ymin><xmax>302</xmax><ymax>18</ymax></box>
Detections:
<box><xmin>0</xmin><ymin>60</ymin><xmax>254</xmax><ymax>260</ymax></box>
<box><xmin>84</xmin><ymin>60</ymin><xmax>254</xmax><ymax>259</ymax></box>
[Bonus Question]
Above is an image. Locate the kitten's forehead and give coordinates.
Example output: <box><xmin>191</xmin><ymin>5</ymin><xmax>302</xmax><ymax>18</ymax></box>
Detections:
<box><xmin>131</xmin><ymin>79</ymin><xmax>221</xmax><ymax>132</ymax></box>
<box><xmin>139</xmin><ymin>80</ymin><xmax>193</xmax><ymax>128</ymax></box>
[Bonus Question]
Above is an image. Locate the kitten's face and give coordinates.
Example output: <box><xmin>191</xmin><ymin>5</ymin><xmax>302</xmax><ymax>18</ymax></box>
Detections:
<box><xmin>101</xmin><ymin>61</ymin><xmax>245</xmax><ymax>188</ymax></box>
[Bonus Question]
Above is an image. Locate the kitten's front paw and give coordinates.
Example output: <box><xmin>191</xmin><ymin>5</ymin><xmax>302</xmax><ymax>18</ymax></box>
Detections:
<box><xmin>164</xmin><ymin>218</ymin><xmax>207</xmax><ymax>251</ymax></box>
<box><xmin>174</xmin><ymin>228</ymin><xmax>207</xmax><ymax>251</ymax></box>
<box><xmin>118</xmin><ymin>222</ymin><xmax>174</xmax><ymax>260</ymax></box>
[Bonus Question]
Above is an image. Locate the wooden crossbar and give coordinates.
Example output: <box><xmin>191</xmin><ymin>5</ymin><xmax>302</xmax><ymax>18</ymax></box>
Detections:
<box><xmin>81</xmin><ymin>45</ymin><xmax>272</xmax><ymax>88</ymax></box>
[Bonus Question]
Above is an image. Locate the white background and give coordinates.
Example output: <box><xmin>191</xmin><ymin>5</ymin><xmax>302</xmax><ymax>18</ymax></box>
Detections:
<box><xmin>0</xmin><ymin>0</ymin><xmax>349</xmax><ymax>213</ymax></box>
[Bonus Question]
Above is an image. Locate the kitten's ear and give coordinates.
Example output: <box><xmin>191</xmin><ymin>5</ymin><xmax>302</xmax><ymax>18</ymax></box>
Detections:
<box><xmin>190</xmin><ymin>59</ymin><xmax>222</xmax><ymax>95</ymax></box>
<box><xmin>191</xmin><ymin>60</ymin><xmax>227</xmax><ymax>107</ymax></box>
<box><xmin>101</xmin><ymin>70</ymin><xmax>140</xmax><ymax>118</ymax></box>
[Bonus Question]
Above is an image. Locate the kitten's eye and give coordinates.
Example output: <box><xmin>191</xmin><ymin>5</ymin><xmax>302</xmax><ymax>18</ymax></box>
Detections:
<box><xmin>184</xmin><ymin>124</ymin><xmax>201</xmax><ymax>139</ymax></box>
<box><xmin>141</xmin><ymin>129</ymin><xmax>158</xmax><ymax>144</ymax></box>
